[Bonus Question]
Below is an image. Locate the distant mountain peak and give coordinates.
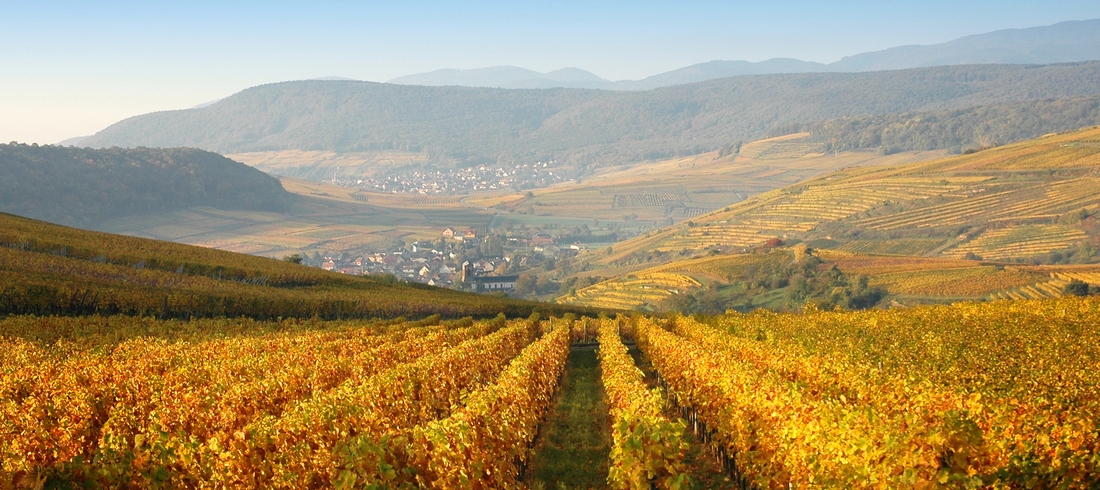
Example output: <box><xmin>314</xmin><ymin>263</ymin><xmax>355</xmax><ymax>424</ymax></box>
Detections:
<box><xmin>386</xmin><ymin>18</ymin><xmax>1100</xmax><ymax>90</ymax></box>
<box><xmin>829</xmin><ymin>18</ymin><xmax>1100</xmax><ymax>71</ymax></box>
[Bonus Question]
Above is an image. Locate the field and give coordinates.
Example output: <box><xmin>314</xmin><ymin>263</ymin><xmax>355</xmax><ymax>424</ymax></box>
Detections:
<box><xmin>945</xmin><ymin>224</ymin><xmax>1089</xmax><ymax>260</ymax></box>
<box><xmin>225</xmin><ymin>150</ymin><xmax>430</xmax><ymax>182</ymax></box>
<box><xmin>96</xmin><ymin>177</ymin><xmax>497</xmax><ymax>259</ymax></box>
<box><xmin>90</xmin><ymin>131</ymin><xmax>958</xmax><ymax>265</ymax></box>
<box><xmin>114</xmin><ymin>137</ymin><xmax>942</xmax><ymax>261</ymax></box>
<box><xmin>5</xmin><ymin>296</ymin><xmax>1100</xmax><ymax>488</ymax></box>
<box><xmin>559</xmin><ymin>246</ymin><xmax>1100</xmax><ymax>310</ymax></box>
<box><xmin>3</xmin><ymin>217</ymin><xmax>1100</xmax><ymax>487</ymax></box>
<box><xmin>481</xmin><ymin>134</ymin><xmax>945</xmax><ymax>225</ymax></box>
<box><xmin>578</xmin><ymin>127</ymin><xmax>1100</xmax><ymax>279</ymax></box>
<box><xmin>563</xmin><ymin>272</ymin><xmax>701</xmax><ymax>311</ymax></box>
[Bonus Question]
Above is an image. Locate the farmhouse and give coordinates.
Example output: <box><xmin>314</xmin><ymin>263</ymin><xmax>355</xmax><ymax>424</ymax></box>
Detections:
<box><xmin>473</xmin><ymin>275</ymin><xmax>519</xmax><ymax>292</ymax></box>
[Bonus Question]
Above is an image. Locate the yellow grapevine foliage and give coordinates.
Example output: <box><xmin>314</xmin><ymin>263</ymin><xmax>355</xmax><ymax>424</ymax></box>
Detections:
<box><xmin>0</xmin><ymin>314</ymin><xmax>531</xmax><ymax>488</ymax></box>
<box><xmin>635</xmin><ymin>296</ymin><xmax>1100</xmax><ymax>488</ymax></box>
<box><xmin>213</xmin><ymin>316</ymin><xmax>534</xmax><ymax>488</ymax></box>
<box><xmin>333</xmin><ymin>320</ymin><xmax>571</xmax><ymax>488</ymax></box>
<box><xmin>599</xmin><ymin>317</ymin><xmax>691</xmax><ymax>490</ymax></box>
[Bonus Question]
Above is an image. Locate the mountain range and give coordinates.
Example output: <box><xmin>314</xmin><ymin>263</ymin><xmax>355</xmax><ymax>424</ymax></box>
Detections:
<box><xmin>79</xmin><ymin>63</ymin><xmax>1100</xmax><ymax>169</ymax></box>
<box><xmin>387</xmin><ymin>19</ymin><xmax>1100</xmax><ymax>90</ymax></box>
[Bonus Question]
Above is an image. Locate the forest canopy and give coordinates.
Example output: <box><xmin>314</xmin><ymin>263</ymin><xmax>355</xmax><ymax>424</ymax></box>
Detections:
<box><xmin>80</xmin><ymin>62</ymin><xmax>1100</xmax><ymax>170</ymax></box>
<box><xmin>0</xmin><ymin>144</ymin><xmax>291</xmax><ymax>229</ymax></box>
<box><xmin>769</xmin><ymin>95</ymin><xmax>1100</xmax><ymax>154</ymax></box>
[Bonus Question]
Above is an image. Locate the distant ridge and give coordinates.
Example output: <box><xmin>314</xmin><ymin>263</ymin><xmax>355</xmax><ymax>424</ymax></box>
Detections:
<box><xmin>388</xmin><ymin>66</ymin><xmax>611</xmax><ymax>89</ymax></box>
<box><xmin>57</xmin><ymin>135</ymin><xmax>90</xmax><ymax>146</ymax></box>
<box><xmin>831</xmin><ymin>18</ymin><xmax>1100</xmax><ymax>71</ymax></box>
<box><xmin>388</xmin><ymin>19</ymin><xmax>1100</xmax><ymax>90</ymax></box>
<box><xmin>80</xmin><ymin>63</ymin><xmax>1100</xmax><ymax>170</ymax></box>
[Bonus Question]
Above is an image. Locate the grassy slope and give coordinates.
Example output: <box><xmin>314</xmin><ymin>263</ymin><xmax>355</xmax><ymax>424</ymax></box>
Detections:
<box><xmin>525</xmin><ymin>348</ymin><xmax>612</xmax><ymax>489</ymax></box>
<box><xmin>563</xmin><ymin>126</ymin><xmax>1100</xmax><ymax>309</ymax></box>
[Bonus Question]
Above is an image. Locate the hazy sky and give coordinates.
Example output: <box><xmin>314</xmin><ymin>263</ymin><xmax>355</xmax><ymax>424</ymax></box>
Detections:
<box><xmin>3</xmin><ymin>1</ymin><xmax>1099</xmax><ymax>145</ymax></box>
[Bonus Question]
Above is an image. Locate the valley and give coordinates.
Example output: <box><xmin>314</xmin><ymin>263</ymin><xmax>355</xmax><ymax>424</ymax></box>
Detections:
<box><xmin>7</xmin><ymin>9</ymin><xmax>1100</xmax><ymax>488</ymax></box>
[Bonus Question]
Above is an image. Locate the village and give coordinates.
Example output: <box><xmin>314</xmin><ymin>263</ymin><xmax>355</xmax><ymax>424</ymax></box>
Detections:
<box><xmin>312</xmin><ymin>224</ymin><xmax>608</xmax><ymax>296</ymax></box>
<box><xmin>336</xmin><ymin>161</ymin><xmax>571</xmax><ymax>194</ymax></box>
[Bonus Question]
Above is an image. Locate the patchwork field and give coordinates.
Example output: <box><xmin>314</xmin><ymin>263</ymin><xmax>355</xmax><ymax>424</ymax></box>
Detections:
<box><xmin>225</xmin><ymin>150</ymin><xmax>429</xmax><ymax>181</ymax></box>
<box><xmin>560</xmin><ymin>246</ymin><xmax>1100</xmax><ymax>310</ymax></box>
<box><xmin>579</xmin><ymin>126</ymin><xmax>1100</xmax><ymax>277</ymax></box>
<box><xmin>102</xmin><ymin>135</ymin><xmax>949</xmax><ymax>260</ymax></box>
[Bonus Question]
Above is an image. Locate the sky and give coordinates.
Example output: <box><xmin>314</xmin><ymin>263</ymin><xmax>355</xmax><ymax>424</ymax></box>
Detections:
<box><xmin>3</xmin><ymin>0</ymin><xmax>1099</xmax><ymax>145</ymax></box>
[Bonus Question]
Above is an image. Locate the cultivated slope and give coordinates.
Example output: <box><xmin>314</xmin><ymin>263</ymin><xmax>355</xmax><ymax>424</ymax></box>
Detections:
<box><xmin>575</xmin><ymin>126</ymin><xmax>1100</xmax><ymax>287</ymax></box>
<box><xmin>0</xmin><ymin>212</ymin><xmax>591</xmax><ymax>319</ymax></box>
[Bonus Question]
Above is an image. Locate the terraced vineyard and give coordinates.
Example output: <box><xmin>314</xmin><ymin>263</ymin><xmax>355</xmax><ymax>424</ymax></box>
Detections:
<box><xmin>612</xmin><ymin>193</ymin><xmax>690</xmax><ymax>208</ymax></box>
<box><xmin>562</xmin><ymin>272</ymin><xmax>700</xmax><ymax>311</ymax></box>
<box><xmin>867</xmin><ymin>266</ymin><xmax>1044</xmax><ymax>298</ymax></box>
<box><xmin>837</xmin><ymin>238</ymin><xmax>946</xmax><ymax>256</ymax></box>
<box><xmin>945</xmin><ymin>224</ymin><xmax>1088</xmax><ymax>260</ymax></box>
<box><xmin>737</xmin><ymin>133</ymin><xmax>825</xmax><ymax>160</ymax></box>
<box><xmin>582</xmin><ymin>127</ymin><xmax>1100</xmax><ymax>276</ymax></box>
<box><xmin>566</xmin><ymin>244</ymin><xmax>1100</xmax><ymax>309</ymax></box>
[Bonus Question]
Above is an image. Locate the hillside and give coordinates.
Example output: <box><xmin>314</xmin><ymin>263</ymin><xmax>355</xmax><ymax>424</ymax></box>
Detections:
<box><xmin>559</xmin><ymin>246</ymin><xmax>1100</xmax><ymax>312</ymax></box>
<box><xmin>770</xmin><ymin>94</ymin><xmax>1100</xmax><ymax>154</ymax></box>
<box><xmin>80</xmin><ymin>63</ymin><xmax>1100</xmax><ymax>171</ymax></box>
<box><xmin>0</xmin><ymin>212</ymin><xmax>592</xmax><ymax>319</ymax></box>
<box><xmin>560</xmin><ymin>126</ymin><xmax>1100</xmax><ymax>311</ymax></box>
<box><xmin>0</xmin><ymin>144</ymin><xmax>291</xmax><ymax>229</ymax></box>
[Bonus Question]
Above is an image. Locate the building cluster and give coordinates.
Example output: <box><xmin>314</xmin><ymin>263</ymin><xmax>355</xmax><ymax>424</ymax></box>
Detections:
<box><xmin>313</xmin><ymin>226</ymin><xmax>594</xmax><ymax>294</ymax></box>
<box><xmin>338</xmin><ymin>162</ymin><xmax>568</xmax><ymax>194</ymax></box>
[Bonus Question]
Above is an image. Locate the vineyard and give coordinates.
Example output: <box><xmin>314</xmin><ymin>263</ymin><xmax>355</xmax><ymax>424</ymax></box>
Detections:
<box><xmin>736</xmin><ymin>133</ymin><xmax>824</xmax><ymax>160</ymax></box>
<box><xmin>945</xmin><ymin>225</ymin><xmax>1088</xmax><ymax>260</ymax></box>
<box><xmin>5</xmin><ymin>296</ymin><xmax>1100</xmax><ymax>488</ymax></box>
<box><xmin>634</xmin><ymin>296</ymin><xmax>1100</xmax><ymax>488</ymax></box>
<box><xmin>866</xmin><ymin>265</ymin><xmax>1044</xmax><ymax>298</ymax></box>
<box><xmin>0</xmin><ymin>314</ymin><xmax>562</xmax><ymax>488</ymax></box>
<box><xmin>612</xmin><ymin>193</ymin><xmax>690</xmax><ymax>208</ymax></box>
<box><xmin>0</xmin><ymin>212</ymin><xmax>591</xmax><ymax>320</ymax></box>
<box><xmin>582</xmin><ymin>127</ymin><xmax>1100</xmax><ymax>277</ymax></box>
<box><xmin>561</xmin><ymin>273</ymin><xmax>701</xmax><ymax>311</ymax></box>
<box><xmin>836</xmin><ymin>238</ymin><xmax>946</xmax><ymax>256</ymax></box>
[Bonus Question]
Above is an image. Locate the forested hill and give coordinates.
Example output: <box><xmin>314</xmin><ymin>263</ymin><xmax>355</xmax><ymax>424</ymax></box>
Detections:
<box><xmin>0</xmin><ymin>144</ymin><xmax>291</xmax><ymax>229</ymax></box>
<box><xmin>769</xmin><ymin>94</ymin><xmax>1100</xmax><ymax>154</ymax></box>
<box><xmin>81</xmin><ymin>63</ymin><xmax>1100</xmax><ymax>170</ymax></box>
